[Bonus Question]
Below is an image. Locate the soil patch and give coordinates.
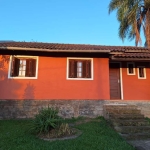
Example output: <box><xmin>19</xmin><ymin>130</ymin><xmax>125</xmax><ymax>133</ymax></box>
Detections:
<box><xmin>39</xmin><ymin>117</ymin><xmax>99</xmax><ymax>141</ymax></box>
<box><xmin>39</xmin><ymin>128</ymin><xmax>82</xmax><ymax>141</ymax></box>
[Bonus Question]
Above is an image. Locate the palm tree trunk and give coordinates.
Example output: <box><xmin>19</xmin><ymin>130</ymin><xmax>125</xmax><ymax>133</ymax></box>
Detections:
<box><xmin>146</xmin><ymin>8</ymin><xmax>150</xmax><ymax>47</ymax></box>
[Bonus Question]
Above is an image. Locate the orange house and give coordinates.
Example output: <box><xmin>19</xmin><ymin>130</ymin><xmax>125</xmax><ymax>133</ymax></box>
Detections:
<box><xmin>0</xmin><ymin>42</ymin><xmax>150</xmax><ymax>118</ymax></box>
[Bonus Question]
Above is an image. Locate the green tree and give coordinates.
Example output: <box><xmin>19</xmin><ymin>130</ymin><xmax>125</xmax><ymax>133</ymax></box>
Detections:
<box><xmin>109</xmin><ymin>0</ymin><xmax>150</xmax><ymax>47</ymax></box>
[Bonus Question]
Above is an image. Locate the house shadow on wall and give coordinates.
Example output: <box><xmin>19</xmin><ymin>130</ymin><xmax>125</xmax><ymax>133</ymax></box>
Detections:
<box><xmin>23</xmin><ymin>82</ymin><xmax>35</xmax><ymax>99</ymax></box>
<box><xmin>22</xmin><ymin>82</ymin><xmax>37</xmax><ymax>118</ymax></box>
<box><xmin>0</xmin><ymin>55</ymin><xmax>21</xmax><ymax>99</ymax></box>
<box><xmin>0</xmin><ymin>55</ymin><xmax>22</xmax><ymax>119</ymax></box>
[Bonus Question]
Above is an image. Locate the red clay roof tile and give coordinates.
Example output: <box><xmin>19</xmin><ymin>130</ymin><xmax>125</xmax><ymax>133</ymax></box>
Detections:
<box><xmin>0</xmin><ymin>41</ymin><xmax>150</xmax><ymax>52</ymax></box>
<box><xmin>0</xmin><ymin>41</ymin><xmax>150</xmax><ymax>59</ymax></box>
<box><xmin>113</xmin><ymin>53</ymin><xmax>150</xmax><ymax>58</ymax></box>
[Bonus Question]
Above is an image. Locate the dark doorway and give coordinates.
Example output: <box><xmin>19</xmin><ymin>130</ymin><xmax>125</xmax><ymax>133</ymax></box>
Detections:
<box><xmin>109</xmin><ymin>63</ymin><xmax>121</xmax><ymax>99</ymax></box>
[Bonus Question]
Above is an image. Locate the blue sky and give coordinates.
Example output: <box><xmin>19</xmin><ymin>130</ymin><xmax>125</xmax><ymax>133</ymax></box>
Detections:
<box><xmin>0</xmin><ymin>0</ymin><xmax>136</xmax><ymax>46</ymax></box>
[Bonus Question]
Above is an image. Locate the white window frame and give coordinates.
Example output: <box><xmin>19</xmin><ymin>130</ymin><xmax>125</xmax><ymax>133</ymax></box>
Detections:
<box><xmin>127</xmin><ymin>62</ymin><xmax>135</xmax><ymax>75</ymax></box>
<box><xmin>66</xmin><ymin>57</ymin><xmax>93</xmax><ymax>80</ymax></box>
<box><xmin>137</xmin><ymin>66</ymin><xmax>146</xmax><ymax>79</ymax></box>
<box><xmin>8</xmin><ymin>55</ymin><xmax>39</xmax><ymax>79</ymax></box>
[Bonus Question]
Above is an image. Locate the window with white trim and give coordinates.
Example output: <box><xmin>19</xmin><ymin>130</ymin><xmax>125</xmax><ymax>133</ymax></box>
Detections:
<box><xmin>137</xmin><ymin>66</ymin><xmax>146</xmax><ymax>79</ymax></box>
<box><xmin>127</xmin><ymin>62</ymin><xmax>135</xmax><ymax>75</ymax></box>
<box><xmin>67</xmin><ymin>58</ymin><xmax>93</xmax><ymax>80</ymax></box>
<box><xmin>8</xmin><ymin>56</ymin><xmax>38</xmax><ymax>79</ymax></box>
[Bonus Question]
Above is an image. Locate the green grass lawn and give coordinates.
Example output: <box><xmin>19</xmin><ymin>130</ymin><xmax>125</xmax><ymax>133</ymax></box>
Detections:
<box><xmin>0</xmin><ymin>118</ymin><xmax>135</xmax><ymax>150</ymax></box>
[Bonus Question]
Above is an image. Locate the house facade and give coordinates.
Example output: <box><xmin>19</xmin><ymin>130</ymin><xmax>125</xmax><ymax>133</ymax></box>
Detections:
<box><xmin>0</xmin><ymin>42</ymin><xmax>150</xmax><ymax>118</ymax></box>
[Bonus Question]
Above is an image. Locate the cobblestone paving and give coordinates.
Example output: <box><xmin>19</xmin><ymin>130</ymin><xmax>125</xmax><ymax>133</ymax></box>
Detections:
<box><xmin>128</xmin><ymin>140</ymin><xmax>150</xmax><ymax>150</ymax></box>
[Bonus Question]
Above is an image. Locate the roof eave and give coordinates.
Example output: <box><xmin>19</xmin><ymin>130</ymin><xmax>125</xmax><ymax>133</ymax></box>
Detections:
<box><xmin>0</xmin><ymin>47</ymin><xmax>110</xmax><ymax>53</ymax></box>
<box><xmin>110</xmin><ymin>52</ymin><xmax>124</xmax><ymax>54</ymax></box>
<box><xmin>110</xmin><ymin>57</ymin><xmax>150</xmax><ymax>61</ymax></box>
<box><xmin>125</xmin><ymin>50</ymin><xmax>150</xmax><ymax>53</ymax></box>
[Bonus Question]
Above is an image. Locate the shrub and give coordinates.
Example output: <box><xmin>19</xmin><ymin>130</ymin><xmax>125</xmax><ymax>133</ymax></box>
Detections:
<box><xmin>57</xmin><ymin>123</ymin><xmax>75</xmax><ymax>137</ymax></box>
<box><xmin>30</xmin><ymin>107</ymin><xmax>63</xmax><ymax>135</ymax></box>
<box><xmin>45</xmin><ymin>123</ymin><xmax>76</xmax><ymax>138</ymax></box>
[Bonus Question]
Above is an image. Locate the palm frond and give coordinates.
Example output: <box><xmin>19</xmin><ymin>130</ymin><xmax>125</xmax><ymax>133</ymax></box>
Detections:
<box><xmin>108</xmin><ymin>0</ymin><xmax>127</xmax><ymax>14</ymax></box>
<box><xmin>108</xmin><ymin>0</ymin><xmax>150</xmax><ymax>47</ymax></box>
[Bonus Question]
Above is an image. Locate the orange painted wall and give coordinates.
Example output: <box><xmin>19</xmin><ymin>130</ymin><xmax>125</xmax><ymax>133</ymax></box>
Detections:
<box><xmin>0</xmin><ymin>55</ymin><xmax>110</xmax><ymax>100</ymax></box>
<box><xmin>122</xmin><ymin>62</ymin><xmax>150</xmax><ymax>100</ymax></box>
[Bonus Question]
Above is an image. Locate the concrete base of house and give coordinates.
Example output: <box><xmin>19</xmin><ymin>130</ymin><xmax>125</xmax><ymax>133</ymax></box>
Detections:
<box><xmin>0</xmin><ymin>100</ymin><xmax>150</xmax><ymax>119</ymax></box>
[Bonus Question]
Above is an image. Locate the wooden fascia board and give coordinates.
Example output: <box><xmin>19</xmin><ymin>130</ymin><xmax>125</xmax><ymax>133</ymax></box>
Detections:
<box><xmin>0</xmin><ymin>47</ymin><xmax>110</xmax><ymax>53</ymax></box>
<box><xmin>110</xmin><ymin>57</ymin><xmax>150</xmax><ymax>61</ymax></box>
<box><xmin>125</xmin><ymin>50</ymin><xmax>150</xmax><ymax>53</ymax></box>
<box><xmin>110</xmin><ymin>52</ymin><xmax>124</xmax><ymax>54</ymax></box>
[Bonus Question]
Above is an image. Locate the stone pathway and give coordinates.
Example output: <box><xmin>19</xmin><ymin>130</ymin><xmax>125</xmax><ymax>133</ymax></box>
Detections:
<box><xmin>103</xmin><ymin>104</ymin><xmax>150</xmax><ymax>150</ymax></box>
<box><xmin>128</xmin><ymin>140</ymin><xmax>150</xmax><ymax>150</ymax></box>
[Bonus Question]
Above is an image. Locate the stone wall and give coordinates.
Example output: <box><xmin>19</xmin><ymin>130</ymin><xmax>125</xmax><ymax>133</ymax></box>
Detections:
<box><xmin>0</xmin><ymin>100</ymin><xmax>150</xmax><ymax>119</ymax></box>
<box><xmin>0</xmin><ymin>100</ymin><xmax>105</xmax><ymax>119</ymax></box>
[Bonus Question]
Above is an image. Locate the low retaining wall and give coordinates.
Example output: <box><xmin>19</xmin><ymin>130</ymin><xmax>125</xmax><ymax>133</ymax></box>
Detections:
<box><xmin>0</xmin><ymin>100</ymin><xmax>150</xmax><ymax>119</ymax></box>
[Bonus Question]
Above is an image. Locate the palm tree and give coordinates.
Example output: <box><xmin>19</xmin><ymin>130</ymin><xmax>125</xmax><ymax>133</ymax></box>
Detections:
<box><xmin>109</xmin><ymin>0</ymin><xmax>150</xmax><ymax>47</ymax></box>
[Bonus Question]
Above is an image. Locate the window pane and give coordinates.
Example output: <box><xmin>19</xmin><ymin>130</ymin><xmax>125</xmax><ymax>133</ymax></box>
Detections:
<box><xmin>77</xmin><ymin>73</ymin><xmax>82</xmax><ymax>78</ymax></box>
<box><xmin>16</xmin><ymin>59</ymin><xmax>26</xmax><ymax>77</ymax></box>
<box><xmin>77</xmin><ymin>68</ymin><xmax>82</xmax><ymax>72</ymax></box>
<box><xmin>128</xmin><ymin>64</ymin><xmax>134</xmax><ymax>74</ymax></box>
<box><xmin>77</xmin><ymin>61</ymin><xmax>83</xmax><ymax>78</ymax></box>
<box><xmin>77</xmin><ymin>62</ymin><xmax>82</xmax><ymax>67</ymax></box>
<box><xmin>139</xmin><ymin>67</ymin><xmax>144</xmax><ymax>77</ymax></box>
<box><xmin>22</xmin><ymin>71</ymin><xmax>25</xmax><ymax>76</ymax></box>
<box><xmin>23</xmin><ymin>60</ymin><xmax>26</xmax><ymax>65</ymax></box>
<box><xmin>19</xmin><ymin>71</ymin><xmax>22</xmax><ymax>76</ymax></box>
<box><xmin>19</xmin><ymin>65</ymin><xmax>22</xmax><ymax>70</ymax></box>
<box><xmin>23</xmin><ymin>66</ymin><xmax>26</xmax><ymax>70</ymax></box>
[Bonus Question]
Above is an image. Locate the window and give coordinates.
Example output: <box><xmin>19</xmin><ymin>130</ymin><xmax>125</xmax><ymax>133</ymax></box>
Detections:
<box><xmin>67</xmin><ymin>58</ymin><xmax>93</xmax><ymax>80</ymax></box>
<box><xmin>8</xmin><ymin>56</ymin><xmax>38</xmax><ymax>79</ymax></box>
<box><xmin>127</xmin><ymin>62</ymin><xmax>135</xmax><ymax>75</ymax></box>
<box><xmin>137</xmin><ymin>66</ymin><xmax>146</xmax><ymax>79</ymax></box>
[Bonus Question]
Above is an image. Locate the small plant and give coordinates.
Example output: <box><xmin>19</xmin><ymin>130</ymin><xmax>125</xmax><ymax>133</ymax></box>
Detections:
<box><xmin>42</xmin><ymin>123</ymin><xmax>76</xmax><ymax>138</ymax></box>
<box><xmin>57</xmin><ymin>123</ymin><xmax>75</xmax><ymax>137</ymax></box>
<box><xmin>146</xmin><ymin>117</ymin><xmax>150</xmax><ymax>124</ymax></box>
<box><xmin>30</xmin><ymin>107</ymin><xmax>63</xmax><ymax>135</ymax></box>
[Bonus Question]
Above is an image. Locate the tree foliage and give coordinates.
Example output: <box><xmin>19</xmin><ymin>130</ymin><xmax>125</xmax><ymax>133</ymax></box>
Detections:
<box><xmin>109</xmin><ymin>0</ymin><xmax>150</xmax><ymax>47</ymax></box>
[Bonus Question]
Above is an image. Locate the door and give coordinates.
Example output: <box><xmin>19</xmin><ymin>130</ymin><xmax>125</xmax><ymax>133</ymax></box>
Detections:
<box><xmin>109</xmin><ymin>63</ymin><xmax>121</xmax><ymax>99</ymax></box>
